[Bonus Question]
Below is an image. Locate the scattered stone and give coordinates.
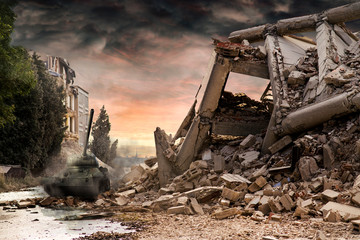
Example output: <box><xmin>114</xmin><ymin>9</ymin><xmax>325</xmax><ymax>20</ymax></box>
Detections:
<box><xmin>222</xmin><ymin>187</ymin><xmax>242</xmax><ymax>202</ymax></box>
<box><xmin>248</xmin><ymin>176</ymin><xmax>267</xmax><ymax>193</ymax></box>
<box><xmin>115</xmin><ymin>196</ymin><xmax>129</xmax><ymax>206</ymax></box>
<box><xmin>321</xmin><ymin>189</ymin><xmax>340</xmax><ymax>201</ymax></box>
<box><xmin>240</xmin><ymin>134</ymin><xmax>257</xmax><ymax>149</ymax></box>
<box><xmin>211</xmin><ymin>208</ymin><xmax>242</xmax><ymax>220</ymax></box>
<box><xmin>279</xmin><ymin>194</ymin><xmax>294</xmax><ymax>211</ymax></box>
<box><xmin>298</xmin><ymin>156</ymin><xmax>319</xmax><ymax>181</ymax></box>
<box><xmin>288</xmin><ymin>70</ymin><xmax>306</xmax><ymax>85</ymax></box>
<box><xmin>214</xmin><ymin>155</ymin><xmax>225</xmax><ymax>173</ymax></box>
<box><xmin>167</xmin><ymin>205</ymin><xmax>186</xmax><ymax>214</ymax></box>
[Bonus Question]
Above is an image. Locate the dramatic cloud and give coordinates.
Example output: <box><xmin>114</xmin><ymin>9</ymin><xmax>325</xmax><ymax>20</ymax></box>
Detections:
<box><xmin>12</xmin><ymin>0</ymin><xmax>360</xmax><ymax>155</ymax></box>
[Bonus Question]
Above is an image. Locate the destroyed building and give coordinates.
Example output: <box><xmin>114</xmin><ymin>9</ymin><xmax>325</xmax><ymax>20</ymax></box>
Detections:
<box><xmin>42</xmin><ymin>55</ymin><xmax>90</xmax><ymax>147</ymax></box>
<box><xmin>16</xmin><ymin>4</ymin><xmax>360</xmax><ymax>237</ymax></box>
<box><xmin>154</xmin><ymin>2</ymin><xmax>360</xmax><ymax>186</ymax></box>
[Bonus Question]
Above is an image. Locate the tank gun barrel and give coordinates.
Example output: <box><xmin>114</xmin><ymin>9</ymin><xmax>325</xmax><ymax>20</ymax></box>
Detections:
<box><xmin>83</xmin><ymin>109</ymin><xmax>94</xmax><ymax>156</ymax></box>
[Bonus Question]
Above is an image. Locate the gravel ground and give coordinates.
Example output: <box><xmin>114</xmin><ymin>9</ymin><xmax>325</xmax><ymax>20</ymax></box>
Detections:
<box><xmin>133</xmin><ymin>213</ymin><xmax>358</xmax><ymax>240</ymax></box>
<box><xmin>74</xmin><ymin>211</ymin><xmax>360</xmax><ymax>240</ymax></box>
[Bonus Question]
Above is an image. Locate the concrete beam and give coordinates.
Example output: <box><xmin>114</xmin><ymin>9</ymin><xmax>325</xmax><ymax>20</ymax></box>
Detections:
<box><xmin>154</xmin><ymin>127</ymin><xmax>176</xmax><ymax>186</ymax></box>
<box><xmin>175</xmin><ymin>54</ymin><xmax>231</xmax><ymax>173</ymax></box>
<box><xmin>231</xmin><ymin>60</ymin><xmax>269</xmax><ymax>79</ymax></box>
<box><xmin>229</xmin><ymin>2</ymin><xmax>360</xmax><ymax>43</ymax></box>
<box><xmin>281</xmin><ymin>91</ymin><xmax>360</xmax><ymax>135</ymax></box>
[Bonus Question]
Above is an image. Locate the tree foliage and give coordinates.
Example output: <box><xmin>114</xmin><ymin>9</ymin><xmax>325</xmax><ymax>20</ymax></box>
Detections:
<box><xmin>0</xmin><ymin>53</ymin><xmax>66</xmax><ymax>170</ymax></box>
<box><xmin>90</xmin><ymin>106</ymin><xmax>117</xmax><ymax>165</ymax></box>
<box><xmin>0</xmin><ymin>1</ymin><xmax>36</xmax><ymax>127</ymax></box>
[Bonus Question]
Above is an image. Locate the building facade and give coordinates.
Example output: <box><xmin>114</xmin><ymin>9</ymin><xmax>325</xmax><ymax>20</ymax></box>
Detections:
<box><xmin>43</xmin><ymin>55</ymin><xmax>89</xmax><ymax>147</ymax></box>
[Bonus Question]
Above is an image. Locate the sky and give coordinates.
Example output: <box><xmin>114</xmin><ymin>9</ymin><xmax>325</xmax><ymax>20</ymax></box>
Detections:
<box><xmin>11</xmin><ymin>0</ymin><xmax>360</xmax><ymax>156</ymax></box>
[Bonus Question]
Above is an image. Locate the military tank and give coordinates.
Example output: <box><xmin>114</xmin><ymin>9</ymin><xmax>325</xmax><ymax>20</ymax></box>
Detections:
<box><xmin>43</xmin><ymin>109</ymin><xmax>110</xmax><ymax>199</ymax></box>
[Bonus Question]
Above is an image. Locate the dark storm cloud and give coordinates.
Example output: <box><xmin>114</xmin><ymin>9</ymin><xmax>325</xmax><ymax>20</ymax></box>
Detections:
<box><xmin>11</xmin><ymin>0</ymin><xmax>360</xmax><ymax>145</ymax></box>
<box><xmin>13</xmin><ymin>0</ymin><xmax>359</xmax><ymax>60</ymax></box>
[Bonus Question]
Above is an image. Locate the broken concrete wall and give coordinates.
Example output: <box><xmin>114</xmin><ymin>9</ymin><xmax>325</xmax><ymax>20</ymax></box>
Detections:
<box><xmin>155</xmin><ymin>2</ymin><xmax>360</xmax><ymax>186</ymax></box>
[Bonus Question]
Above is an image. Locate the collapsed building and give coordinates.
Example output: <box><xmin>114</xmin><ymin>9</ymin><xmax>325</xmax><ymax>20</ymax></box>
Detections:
<box><xmin>155</xmin><ymin>2</ymin><xmax>360</xmax><ymax>186</ymax></box>
<box><xmin>16</xmin><ymin>3</ymin><xmax>360</xmax><ymax>237</ymax></box>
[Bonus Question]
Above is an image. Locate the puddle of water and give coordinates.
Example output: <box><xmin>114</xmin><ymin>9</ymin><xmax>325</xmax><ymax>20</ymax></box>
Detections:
<box><xmin>0</xmin><ymin>187</ymin><xmax>133</xmax><ymax>240</ymax></box>
<box><xmin>0</xmin><ymin>205</ymin><xmax>133</xmax><ymax>240</ymax></box>
<box><xmin>0</xmin><ymin>186</ymin><xmax>48</xmax><ymax>202</ymax></box>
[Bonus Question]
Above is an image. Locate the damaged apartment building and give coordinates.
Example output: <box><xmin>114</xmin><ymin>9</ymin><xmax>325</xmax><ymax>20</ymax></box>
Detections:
<box><xmin>42</xmin><ymin>54</ymin><xmax>89</xmax><ymax>147</ymax></box>
<box><xmin>155</xmin><ymin>2</ymin><xmax>360</xmax><ymax>187</ymax></box>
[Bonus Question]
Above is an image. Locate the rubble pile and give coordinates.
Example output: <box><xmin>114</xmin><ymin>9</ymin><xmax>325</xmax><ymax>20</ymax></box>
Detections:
<box><xmin>110</xmin><ymin>110</ymin><xmax>360</xmax><ymax>229</ymax></box>
<box><xmin>215</xmin><ymin>91</ymin><xmax>270</xmax><ymax>123</ymax></box>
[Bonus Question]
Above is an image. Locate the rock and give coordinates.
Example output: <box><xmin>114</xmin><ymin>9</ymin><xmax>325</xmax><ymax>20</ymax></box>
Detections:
<box><xmin>118</xmin><ymin>189</ymin><xmax>136</xmax><ymax>198</ymax></box>
<box><xmin>220</xmin><ymin>199</ymin><xmax>230</xmax><ymax>207</ymax></box>
<box><xmin>115</xmin><ymin>196</ymin><xmax>129</xmax><ymax>206</ymax></box>
<box><xmin>270</xmin><ymin>214</ymin><xmax>282</xmax><ymax>222</ymax></box>
<box><xmin>189</xmin><ymin>160</ymin><xmax>208</xmax><ymax>169</ymax></box>
<box><xmin>298</xmin><ymin>156</ymin><xmax>319</xmax><ymax>181</ymax></box>
<box><xmin>189</xmin><ymin>198</ymin><xmax>204</xmax><ymax>215</ymax></box>
<box><xmin>202</xmin><ymin>149</ymin><xmax>212</xmax><ymax>161</ymax></box>
<box><xmin>293</xmin><ymin>206</ymin><xmax>309</xmax><ymax>218</ymax></box>
<box><xmin>324</xmin><ymin>210</ymin><xmax>341</xmax><ymax>222</ymax></box>
<box><xmin>222</xmin><ymin>187</ymin><xmax>242</xmax><ymax>202</ymax></box>
<box><xmin>175</xmin><ymin>181</ymin><xmax>194</xmax><ymax>192</ymax></box>
<box><xmin>321</xmin><ymin>189</ymin><xmax>340</xmax><ymax>201</ymax></box>
<box><xmin>268</xmin><ymin>198</ymin><xmax>283</xmax><ymax>213</ymax></box>
<box><xmin>300</xmin><ymin>199</ymin><xmax>313</xmax><ymax>208</ymax></box>
<box><xmin>248</xmin><ymin>176</ymin><xmax>267</xmax><ymax>193</ymax></box>
<box><xmin>315</xmin><ymin>231</ymin><xmax>327</xmax><ymax>240</ymax></box>
<box><xmin>279</xmin><ymin>194</ymin><xmax>294</xmax><ymax>211</ymax></box>
<box><xmin>95</xmin><ymin>199</ymin><xmax>106</xmax><ymax>206</ymax></box>
<box><xmin>323</xmin><ymin>144</ymin><xmax>335</xmax><ymax>170</ymax></box>
<box><xmin>309</xmin><ymin>180</ymin><xmax>323</xmax><ymax>193</ymax></box>
<box><xmin>246</xmin><ymin>195</ymin><xmax>261</xmax><ymax>209</ymax></box>
<box><xmin>122</xmin><ymin>165</ymin><xmax>145</xmax><ymax>183</ymax></box>
<box><xmin>321</xmin><ymin>201</ymin><xmax>360</xmax><ymax>220</ymax></box>
<box><xmin>177</xmin><ymin>196</ymin><xmax>189</xmax><ymax>205</ymax></box>
<box><xmin>351</xmin><ymin>192</ymin><xmax>360</xmax><ymax>206</ymax></box>
<box><xmin>324</xmin><ymin>65</ymin><xmax>352</xmax><ymax>86</ymax></box>
<box><xmin>211</xmin><ymin>208</ymin><xmax>242</xmax><ymax>220</ymax></box>
<box><xmin>167</xmin><ymin>205</ymin><xmax>186</xmax><ymax>214</ymax></box>
<box><xmin>17</xmin><ymin>201</ymin><xmax>35</xmax><ymax>209</ymax></box>
<box><xmin>239</xmin><ymin>151</ymin><xmax>260</xmax><ymax>169</ymax></box>
<box><xmin>214</xmin><ymin>155</ymin><xmax>225</xmax><ymax>173</ymax></box>
<box><xmin>240</xmin><ymin>134</ymin><xmax>257</xmax><ymax>149</ymax></box>
<box><xmin>159</xmin><ymin>187</ymin><xmax>174</xmax><ymax>195</ymax></box>
<box><xmin>65</xmin><ymin>196</ymin><xmax>74</xmax><ymax>207</ymax></box>
<box><xmin>135</xmin><ymin>184</ymin><xmax>146</xmax><ymax>193</ymax></box>
<box><xmin>39</xmin><ymin>197</ymin><xmax>56</xmax><ymax>207</ymax></box>
<box><xmin>288</xmin><ymin>70</ymin><xmax>306</xmax><ymax>85</ymax></box>
<box><xmin>258</xmin><ymin>203</ymin><xmax>271</xmax><ymax>215</ymax></box>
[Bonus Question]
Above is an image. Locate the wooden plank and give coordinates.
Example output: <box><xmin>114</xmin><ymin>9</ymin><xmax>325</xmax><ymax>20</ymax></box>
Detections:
<box><xmin>230</xmin><ymin>60</ymin><xmax>269</xmax><ymax>79</ymax></box>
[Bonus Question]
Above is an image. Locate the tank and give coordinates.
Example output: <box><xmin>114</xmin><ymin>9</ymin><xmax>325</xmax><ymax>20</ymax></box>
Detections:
<box><xmin>42</xmin><ymin>109</ymin><xmax>111</xmax><ymax>199</ymax></box>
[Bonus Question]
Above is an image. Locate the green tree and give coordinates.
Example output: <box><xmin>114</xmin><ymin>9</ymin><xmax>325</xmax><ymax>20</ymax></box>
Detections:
<box><xmin>0</xmin><ymin>1</ymin><xmax>36</xmax><ymax>127</ymax></box>
<box><xmin>90</xmin><ymin>106</ymin><xmax>111</xmax><ymax>163</ymax></box>
<box><xmin>0</xmin><ymin>53</ymin><xmax>66</xmax><ymax>170</ymax></box>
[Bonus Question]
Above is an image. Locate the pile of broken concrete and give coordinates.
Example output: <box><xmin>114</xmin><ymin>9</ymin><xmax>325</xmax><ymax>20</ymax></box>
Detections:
<box><xmin>116</xmin><ymin>109</ymin><xmax>360</xmax><ymax>232</ymax></box>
